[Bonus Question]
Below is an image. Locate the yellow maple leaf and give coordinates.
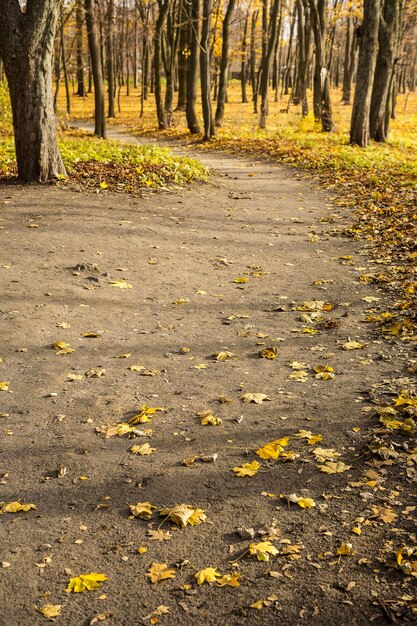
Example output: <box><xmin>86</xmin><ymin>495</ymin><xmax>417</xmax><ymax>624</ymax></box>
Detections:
<box><xmin>314</xmin><ymin>365</ymin><xmax>335</xmax><ymax>380</ymax></box>
<box><xmin>241</xmin><ymin>392</ymin><xmax>270</xmax><ymax>404</ymax></box>
<box><xmin>256</xmin><ymin>437</ymin><xmax>289</xmax><ymax>460</ymax></box>
<box><xmin>159</xmin><ymin>504</ymin><xmax>207</xmax><ymax>527</ymax></box>
<box><xmin>213</xmin><ymin>351</ymin><xmax>235</xmax><ymax>361</ymax></box>
<box><xmin>0</xmin><ymin>501</ymin><xmax>36</xmax><ymax>514</ymax></box>
<box><xmin>249</xmin><ymin>541</ymin><xmax>278</xmax><ymax>561</ymax></box>
<box><xmin>258</xmin><ymin>347</ymin><xmax>277</xmax><ymax>360</ymax></box>
<box><xmin>37</xmin><ymin>604</ymin><xmax>62</xmax><ymax>618</ymax></box>
<box><xmin>129</xmin><ymin>502</ymin><xmax>157</xmax><ymax>520</ymax></box>
<box><xmin>201</xmin><ymin>414</ymin><xmax>223</xmax><ymax>426</ymax></box>
<box><xmin>250</xmin><ymin>599</ymin><xmax>265</xmax><ymax>609</ymax></box>
<box><xmin>285</xmin><ymin>494</ymin><xmax>316</xmax><ymax>508</ymax></box>
<box><xmin>217</xmin><ymin>572</ymin><xmax>241</xmax><ymax>587</ymax></box>
<box><xmin>336</xmin><ymin>542</ymin><xmax>354</xmax><ymax>556</ymax></box>
<box><xmin>318</xmin><ymin>461</ymin><xmax>351</xmax><ymax>474</ymax></box>
<box><xmin>288</xmin><ymin>370</ymin><xmax>309</xmax><ymax>382</ymax></box>
<box><xmin>130</xmin><ymin>443</ymin><xmax>156</xmax><ymax>455</ymax></box>
<box><xmin>342</xmin><ymin>339</ymin><xmax>365</xmax><ymax>350</ymax></box>
<box><xmin>195</xmin><ymin>567</ymin><xmax>221</xmax><ymax>585</ymax></box>
<box><xmin>233</xmin><ymin>460</ymin><xmax>261</xmax><ymax>477</ymax></box>
<box><xmin>109</xmin><ymin>279</ymin><xmax>132</xmax><ymax>289</ymax></box>
<box><xmin>147</xmin><ymin>529</ymin><xmax>172</xmax><ymax>541</ymax></box>
<box><xmin>128</xmin><ymin>405</ymin><xmax>165</xmax><ymax>425</ymax></box>
<box><xmin>173</xmin><ymin>298</ymin><xmax>189</xmax><ymax>305</ymax></box>
<box><xmin>146</xmin><ymin>563</ymin><xmax>176</xmax><ymax>584</ymax></box>
<box><xmin>233</xmin><ymin>277</ymin><xmax>248</xmax><ymax>283</ymax></box>
<box><xmin>66</xmin><ymin>572</ymin><xmax>108</xmax><ymax>593</ymax></box>
<box><xmin>0</xmin><ymin>382</ymin><xmax>10</xmax><ymax>391</ymax></box>
<box><xmin>53</xmin><ymin>340</ymin><xmax>74</xmax><ymax>355</ymax></box>
<box><xmin>313</xmin><ymin>447</ymin><xmax>341</xmax><ymax>462</ymax></box>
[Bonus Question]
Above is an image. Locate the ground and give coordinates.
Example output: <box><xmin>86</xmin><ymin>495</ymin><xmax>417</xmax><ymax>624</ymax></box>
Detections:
<box><xmin>0</xmin><ymin>134</ymin><xmax>416</xmax><ymax>626</ymax></box>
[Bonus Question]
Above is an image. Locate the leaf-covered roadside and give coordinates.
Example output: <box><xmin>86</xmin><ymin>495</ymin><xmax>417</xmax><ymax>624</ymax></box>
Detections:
<box><xmin>0</xmin><ymin>133</ymin><xmax>208</xmax><ymax>193</ymax></box>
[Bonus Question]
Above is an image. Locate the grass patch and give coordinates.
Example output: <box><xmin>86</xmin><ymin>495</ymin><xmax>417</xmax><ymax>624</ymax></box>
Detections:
<box><xmin>0</xmin><ymin>132</ymin><xmax>208</xmax><ymax>192</ymax></box>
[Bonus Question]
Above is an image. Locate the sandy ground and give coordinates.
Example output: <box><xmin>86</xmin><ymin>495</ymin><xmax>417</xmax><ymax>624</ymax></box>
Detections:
<box><xmin>0</xmin><ymin>136</ymin><xmax>415</xmax><ymax>626</ymax></box>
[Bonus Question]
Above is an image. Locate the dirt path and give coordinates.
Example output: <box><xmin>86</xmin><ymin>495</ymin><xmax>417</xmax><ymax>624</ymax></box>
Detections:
<box><xmin>0</xmin><ymin>133</ymin><xmax>413</xmax><ymax>626</ymax></box>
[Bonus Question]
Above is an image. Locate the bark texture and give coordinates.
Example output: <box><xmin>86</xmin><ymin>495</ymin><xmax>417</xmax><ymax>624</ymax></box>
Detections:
<box><xmin>350</xmin><ymin>0</ymin><xmax>381</xmax><ymax>146</ymax></box>
<box><xmin>200</xmin><ymin>0</ymin><xmax>215</xmax><ymax>140</ymax></box>
<box><xmin>215</xmin><ymin>0</ymin><xmax>236</xmax><ymax>127</ymax></box>
<box><xmin>85</xmin><ymin>0</ymin><xmax>106</xmax><ymax>137</ymax></box>
<box><xmin>0</xmin><ymin>0</ymin><xmax>66</xmax><ymax>182</ymax></box>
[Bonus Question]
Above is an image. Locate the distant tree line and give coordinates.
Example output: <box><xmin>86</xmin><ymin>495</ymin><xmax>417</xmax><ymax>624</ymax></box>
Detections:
<box><xmin>0</xmin><ymin>0</ymin><xmax>416</xmax><ymax>180</ymax></box>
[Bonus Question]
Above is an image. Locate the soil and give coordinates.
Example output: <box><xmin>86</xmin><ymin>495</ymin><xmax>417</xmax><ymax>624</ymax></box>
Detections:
<box><xmin>0</xmin><ymin>131</ymin><xmax>415</xmax><ymax>626</ymax></box>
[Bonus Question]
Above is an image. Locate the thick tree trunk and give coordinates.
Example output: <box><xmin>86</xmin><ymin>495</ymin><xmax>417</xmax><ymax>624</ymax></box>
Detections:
<box><xmin>350</xmin><ymin>0</ymin><xmax>381</xmax><ymax>146</ymax></box>
<box><xmin>370</xmin><ymin>0</ymin><xmax>400</xmax><ymax>142</ymax></box>
<box><xmin>76</xmin><ymin>0</ymin><xmax>86</xmax><ymax>96</ymax></box>
<box><xmin>85</xmin><ymin>0</ymin><xmax>106</xmax><ymax>137</ymax></box>
<box><xmin>200</xmin><ymin>0</ymin><xmax>215</xmax><ymax>140</ymax></box>
<box><xmin>215</xmin><ymin>0</ymin><xmax>236</xmax><ymax>126</ymax></box>
<box><xmin>0</xmin><ymin>0</ymin><xmax>66</xmax><ymax>182</ymax></box>
<box><xmin>186</xmin><ymin>0</ymin><xmax>201</xmax><ymax>134</ymax></box>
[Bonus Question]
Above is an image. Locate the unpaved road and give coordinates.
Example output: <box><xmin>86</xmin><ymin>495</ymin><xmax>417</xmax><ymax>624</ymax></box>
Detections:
<box><xmin>0</xmin><ymin>135</ymin><xmax>414</xmax><ymax>626</ymax></box>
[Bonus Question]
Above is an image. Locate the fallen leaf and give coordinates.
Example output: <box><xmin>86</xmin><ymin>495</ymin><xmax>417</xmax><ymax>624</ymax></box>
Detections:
<box><xmin>342</xmin><ymin>339</ymin><xmax>365</xmax><ymax>351</ymax></box>
<box><xmin>233</xmin><ymin>460</ymin><xmax>261</xmax><ymax>477</ymax></box>
<box><xmin>85</xmin><ymin>368</ymin><xmax>105</xmax><ymax>378</ymax></box>
<box><xmin>37</xmin><ymin>605</ymin><xmax>62</xmax><ymax>619</ymax></box>
<box><xmin>370</xmin><ymin>505</ymin><xmax>398</xmax><ymax>524</ymax></box>
<box><xmin>130</xmin><ymin>443</ymin><xmax>156</xmax><ymax>456</ymax></box>
<box><xmin>146</xmin><ymin>563</ymin><xmax>176</xmax><ymax>584</ymax></box>
<box><xmin>53</xmin><ymin>341</ymin><xmax>74</xmax><ymax>355</ymax></box>
<box><xmin>249</xmin><ymin>541</ymin><xmax>278</xmax><ymax>561</ymax></box>
<box><xmin>213</xmin><ymin>351</ymin><xmax>235</xmax><ymax>361</ymax></box>
<box><xmin>312</xmin><ymin>447</ymin><xmax>341</xmax><ymax>462</ymax></box>
<box><xmin>257</xmin><ymin>438</ymin><xmax>289</xmax><ymax>460</ymax></box>
<box><xmin>66</xmin><ymin>572</ymin><xmax>108</xmax><ymax>593</ymax></box>
<box><xmin>317</xmin><ymin>461</ymin><xmax>351</xmax><ymax>474</ymax></box>
<box><xmin>109</xmin><ymin>279</ymin><xmax>132</xmax><ymax>289</ymax></box>
<box><xmin>0</xmin><ymin>382</ymin><xmax>10</xmax><ymax>391</ymax></box>
<box><xmin>285</xmin><ymin>494</ymin><xmax>316</xmax><ymax>508</ymax></box>
<box><xmin>0</xmin><ymin>501</ymin><xmax>36</xmax><ymax>514</ymax></box>
<box><xmin>147</xmin><ymin>529</ymin><xmax>172</xmax><ymax>542</ymax></box>
<box><xmin>241</xmin><ymin>392</ymin><xmax>270</xmax><ymax>404</ymax></box>
<box><xmin>129</xmin><ymin>502</ymin><xmax>157</xmax><ymax>520</ymax></box>
<box><xmin>90</xmin><ymin>613</ymin><xmax>112</xmax><ymax>625</ymax></box>
<box><xmin>259</xmin><ymin>347</ymin><xmax>277</xmax><ymax>360</ymax></box>
<box><xmin>201</xmin><ymin>414</ymin><xmax>223</xmax><ymax>426</ymax></box>
<box><xmin>233</xmin><ymin>277</ymin><xmax>248</xmax><ymax>283</ymax></box>
<box><xmin>336</xmin><ymin>542</ymin><xmax>354</xmax><ymax>556</ymax></box>
<box><xmin>159</xmin><ymin>504</ymin><xmax>207</xmax><ymax>527</ymax></box>
<box><xmin>314</xmin><ymin>365</ymin><xmax>335</xmax><ymax>380</ymax></box>
<box><xmin>195</xmin><ymin>567</ymin><xmax>221</xmax><ymax>585</ymax></box>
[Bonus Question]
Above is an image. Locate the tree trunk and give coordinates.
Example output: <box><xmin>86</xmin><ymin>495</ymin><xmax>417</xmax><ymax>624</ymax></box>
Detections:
<box><xmin>370</xmin><ymin>0</ymin><xmax>400</xmax><ymax>142</ymax></box>
<box><xmin>293</xmin><ymin>0</ymin><xmax>310</xmax><ymax>116</ymax></box>
<box><xmin>201</xmin><ymin>0</ymin><xmax>215</xmax><ymax>140</ymax></box>
<box><xmin>186</xmin><ymin>0</ymin><xmax>201</xmax><ymax>133</ymax></box>
<box><xmin>308</xmin><ymin>0</ymin><xmax>334</xmax><ymax>131</ymax></box>
<box><xmin>85</xmin><ymin>0</ymin><xmax>106</xmax><ymax>137</ymax></box>
<box><xmin>154</xmin><ymin>0</ymin><xmax>171</xmax><ymax>129</ymax></box>
<box><xmin>250</xmin><ymin>10</ymin><xmax>259</xmax><ymax>102</ymax></box>
<box><xmin>106</xmin><ymin>0</ymin><xmax>115</xmax><ymax>117</ymax></box>
<box><xmin>61</xmin><ymin>7</ymin><xmax>71</xmax><ymax>115</ymax></box>
<box><xmin>259</xmin><ymin>0</ymin><xmax>281</xmax><ymax>129</ymax></box>
<box><xmin>176</xmin><ymin>0</ymin><xmax>188</xmax><ymax>110</ymax></box>
<box><xmin>0</xmin><ymin>0</ymin><xmax>66</xmax><ymax>182</ymax></box>
<box><xmin>241</xmin><ymin>11</ymin><xmax>249</xmax><ymax>103</ymax></box>
<box><xmin>350</xmin><ymin>0</ymin><xmax>381</xmax><ymax>146</ymax></box>
<box><xmin>76</xmin><ymin>0</ymin><xmax>86</xmax><ymax>96</ymax></box>
<box><xmin>215</xmin><ymin>0</ymin><xmax>236</xmax><ymax>126</ymax></box>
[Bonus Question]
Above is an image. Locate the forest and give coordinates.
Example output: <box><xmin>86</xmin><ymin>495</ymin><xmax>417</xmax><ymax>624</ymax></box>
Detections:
<box><xmin>0</xmin><ymin>1</ymin><xmax>417</xmax><ymax>625</ymax></box>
